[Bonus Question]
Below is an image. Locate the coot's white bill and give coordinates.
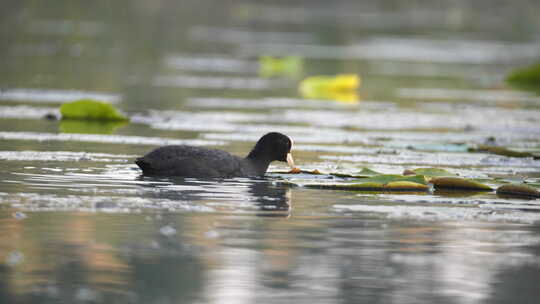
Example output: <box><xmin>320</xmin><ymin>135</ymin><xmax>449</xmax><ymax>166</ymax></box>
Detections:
<box><xmin>286</xmin><ymin>153</ymin><xmax>295</xmax><ymax>168</ymax></box>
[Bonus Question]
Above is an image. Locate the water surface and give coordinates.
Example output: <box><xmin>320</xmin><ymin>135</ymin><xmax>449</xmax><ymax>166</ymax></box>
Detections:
<box><xmin>1</xmin><ymin>1</ymin><xmax>540</xmax><ymax>303</ymax></box>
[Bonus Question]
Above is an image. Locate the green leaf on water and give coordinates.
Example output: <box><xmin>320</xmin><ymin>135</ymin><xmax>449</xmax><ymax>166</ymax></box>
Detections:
<box><xmin>356</xmin><ymin>174</ymin><xmax>427</xmax><ymax>185</ymax></box>
<box><xmin>496</xmin><ymin>183</ymin><xmax>540</xmax><ymax>198</ymax></box>
<box><xmin>60</xmin><ymin>99</ymin><xmax>129</xmax><ymax>121</ymax></box>
<box><xmin>302</xmin><ymin>174</ymin><xmax>429</xmax><ymax>192</ymax></box>
<box><xmin>470</xmin><ymin>145</ymin><xmax>539</xmax><ymax>159</ymax></box>
<box><xmin>431</xmin><ymin>177</ymin><xmax>493</xmax><ymax>191</ymax></box>
<box><xmin>332</xmin><ymin>167</ymin><xmax>382</xmax><ymax>178</ymax></box>
<box><xmin>506</xmin><ymin>61</ymin><xmax>540</xmax><ymax>92</ymax></box>
<box><xmin>356</xmin><ymin>167</ymin><xmax>382</xmax><ymax>176</ymax></box>
<box><xmin>404</xmin><ymin>168</ymin><xmax>457</xmax><ymax>178</ymax></box>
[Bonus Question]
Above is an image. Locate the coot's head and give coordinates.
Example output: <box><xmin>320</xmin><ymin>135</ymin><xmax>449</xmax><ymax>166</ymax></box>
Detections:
<box><xmin>247</xmin><ymin>132</ymin><xmax>295</xmax><ymax>168</ymax></box>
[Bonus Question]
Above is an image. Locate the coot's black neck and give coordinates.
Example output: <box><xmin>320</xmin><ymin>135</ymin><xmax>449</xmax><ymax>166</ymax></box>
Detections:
<box><xmin>246</xmin><ymin>149</ymin><xmax>273</xmax><ymax>176</ymax></box>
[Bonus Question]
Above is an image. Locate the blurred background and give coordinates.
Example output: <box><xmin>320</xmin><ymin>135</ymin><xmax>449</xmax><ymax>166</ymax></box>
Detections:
<box><xmin>1</xmin><ymin>1</ymin><xmax>540</xmax><ymax>304</ymax></box>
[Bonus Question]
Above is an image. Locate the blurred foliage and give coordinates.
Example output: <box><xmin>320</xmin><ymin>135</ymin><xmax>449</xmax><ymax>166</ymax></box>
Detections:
<box><xmin>259</xmin><ymin>56</ymin><xmax>303</xmax><ymax>78</ymax></box>
<box><xmin>507</xmin><ymin>61</ymin><xmax>540</xmax><ymax>93</ymax></box>
<box><xmin>299</xmin><ymin>74</ymin><xmax>360</xmax><ymax>103</ymax></box>
<box><xmin>60</xmin><ymin>99</ymin><xmax>129</xmax><ymax>121</ymax></box>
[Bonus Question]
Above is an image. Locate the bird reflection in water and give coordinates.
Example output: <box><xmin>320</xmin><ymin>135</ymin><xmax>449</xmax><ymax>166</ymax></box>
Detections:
<box><xmin>137</xmin><ymin>176</ymin><xmax>292</xmax><ymax>216</ymax></box>
<box><xmin>249</xmin><ymin>179</ymin><xmax>291</xmax><ymax>217</ymax></box>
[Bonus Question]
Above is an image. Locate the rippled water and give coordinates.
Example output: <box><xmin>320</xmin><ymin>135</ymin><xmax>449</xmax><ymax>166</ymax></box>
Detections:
<box><xmin>1</xmin><ymin>1</ymin><xmax>540</xmax><ymax>303</ymax></box>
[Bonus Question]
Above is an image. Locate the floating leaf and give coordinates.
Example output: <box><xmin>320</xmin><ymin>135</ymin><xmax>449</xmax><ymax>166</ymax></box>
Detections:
<box><xmin>259</xmin><ymin>56</ymin><xmax>303</xmax><ymax>78</ymax></box>
<box><xmin>403</xmin><ymin>169</ymin><xmax>416</xmax><ymax>176</ymax></box>
<box><xmin>355</xmin><ymin>167</ymin><xmax>382</xmax><ymax>176</ymax></box>
<box><xmin>496</xmin><ymin>183</ymin><xmax>540</xmax><ymax>198</ymax></box>
<box><xmin>404</xmin><ymin>168</ymin><xmax>457</xmax><ymax>178</ymax></box>
<box><xmin>305</xmin><ymin>181</ymin><xmax>428</xmax><ymax>192</ymax></box>
<box><xmin>60</xmin><ymin>99</ymin><xmax>129</xmax><ymax>121</ymax></box>
<box><xmin>506</xmin><ymin>61</ymin><xmax>540</xmax><ymax>92</ymax></box>
<box><xmin>299</xmin><ymin>74</ymin><xmax>360</xmax><ymax>103</ymax></box>
<box><xmin>356</xmin><ymin>174</ymin><xmax>427</xmax><ymax>185</ymax></box>
<box><xmin>470</xmin><ymin>145</ymin><xmax>539</xmax><ymax>159</ymax></box>
<box><xmin>431</xmin><ymin>177</ymin><xmax>492</xmax><ymax>191</ymax></box>
<box><xmin>303</xmin><ymin>174</ymin><xmax>429</xmax><ymax>192</ymax></box>
<box><xmin>332</xmin><ymin>167</ymin><xmax>382</xmax><ymax>178</ymax></box>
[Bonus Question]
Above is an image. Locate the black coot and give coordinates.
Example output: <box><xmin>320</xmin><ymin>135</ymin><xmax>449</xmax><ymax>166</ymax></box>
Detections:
<box><xmin>135</xmin><ymin>132</ymin><xmax>295</xmax><ymax>177</ymax></box>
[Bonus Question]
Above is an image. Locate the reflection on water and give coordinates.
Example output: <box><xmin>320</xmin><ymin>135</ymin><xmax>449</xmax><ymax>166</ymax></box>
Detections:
<box><xmin>2</xmin><ymin>0</ymin><xmax>540</xmax><ymax>303</ymax></box>
<box><xmin>2</xmin><ymin>210</ymin><xmax>540</xmax><ymax>304</ymax></box>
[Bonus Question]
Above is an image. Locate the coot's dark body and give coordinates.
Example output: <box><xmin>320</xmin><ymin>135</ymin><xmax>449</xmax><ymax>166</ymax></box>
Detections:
<box><xmin>135</xmin><ymin>132</ymin><xmax>294</xmax><ymax>178</ymax></box>
<box><xmin>135</xmin><ymin>145</ymin><xmax>259</xmax><ymax>177</ymax></box>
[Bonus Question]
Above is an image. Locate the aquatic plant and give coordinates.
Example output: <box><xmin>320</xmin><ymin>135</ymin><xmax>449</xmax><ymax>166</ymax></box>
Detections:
<box><xmin>299</xmin><ymin>74</ymin><xmax>360</xmax><ymax>103</ymax></box>
<box><xmin>507</xmin><ymin>61</ymin><xmax>540</xmax><ymax>92</ymax></box>
<box><xmin>60</xmin><ymin>99</ymin><xmax>129</xmax><ymax>121</ymax></box>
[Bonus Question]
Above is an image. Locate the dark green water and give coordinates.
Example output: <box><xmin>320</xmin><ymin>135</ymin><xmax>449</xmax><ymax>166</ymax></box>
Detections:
<box><xmin>1</xmin><ymin>1</ymin><xmax>540</xmax><ymax>303</ymax></box>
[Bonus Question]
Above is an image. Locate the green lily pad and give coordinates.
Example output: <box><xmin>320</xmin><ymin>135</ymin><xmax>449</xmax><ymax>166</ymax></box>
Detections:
<box><xmin>303</xmin><ymin>174</ymin><xmax>429</xmax><ymax>192</ymax></box>
<box><xmin>431</xmin><ymin>177</ymin><xmax>493</xmax><ymax>191</ymax></box>
<box><xmin>496</xmin><ymin>183</ymin><xmax>540</xmax><ymax>198</ymax></box>
<box><xmin>355</xmin><ymin>174</ymin><xmax>427</xmax><ymax>185</ymax></box>
<box><xmin>470</xmin><ymin>145</ymin><xmax>539</xmax><ymax>159</ymax></box>
<box><xmin>506</xmin><ymin>61</ymin><xmax>540</xmax><ymax>92</ymax></box>
<box><xmin>332</xmin><ymin>167</ymin><xmax>382</xmax><ymax>178</ymax></box>
<box><xmin>404</xmin><ymin>168</ymin><xmax>457</xmax><ymax>178</ymax></box>
<box><xmin>60</xmin><ymin>99</ymin><xmax>129</xmax><ymax>121</ymax></box>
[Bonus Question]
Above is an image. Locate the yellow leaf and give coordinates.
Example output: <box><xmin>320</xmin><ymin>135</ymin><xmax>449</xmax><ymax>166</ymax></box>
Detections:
<box><xmin>299</xmin><ymin>74</ymin><xmax>361</xmax><ymax>103</ymax></box>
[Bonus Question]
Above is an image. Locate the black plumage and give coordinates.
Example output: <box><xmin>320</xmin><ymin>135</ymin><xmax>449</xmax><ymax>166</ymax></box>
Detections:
<box><xmin>135</xmin><ymin>132</ymin><xmax>295</xmax><ymax>178</ymax></box>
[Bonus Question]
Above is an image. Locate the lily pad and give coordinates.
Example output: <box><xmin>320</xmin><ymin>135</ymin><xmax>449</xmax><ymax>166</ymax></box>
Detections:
<box><xmin>60</xmin><ymin>99</ymin><xmax>129</xmax><ymax>121</ymax></box>
<box><xmin>356</xmin><ymin>174</ymin><xmax>427</xmax><ymax>185</ymax></box>
<box><xmin>496</xmin><ymin>183</ymin><xmax>540</xmax><ymax>198</ymax></box>
<box><xmin>470</xmin><ymin>145</ymin><xmax>539</xmax><ymax>159</ymax></box>
<box><xmin>303</xmin><ymin>174</ymin><xmax>429</xmax><ymax>192</ymax></box>
<box><xmin>403</xmin><ymin>168</ymin><xmax>457</xmax><ymax>178</ymax></box>
<box><xmin>506</xmin><ymin>61</ymin><xmax>540</xmax><ymax>91</ymax></box>
<box><xmin>332</xmin><ymin>167</ymin><xmax>382</xmax><ymax>178</ymax></box>
<box><xmin>431</xmin><ymin>177</ymin><xmax>493</xmax><ymax>191</ymax></box>
<box><xmin>299</xmin><ymin>74</ymin><xmax>360</xmax><ymax>103</ymax></box>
